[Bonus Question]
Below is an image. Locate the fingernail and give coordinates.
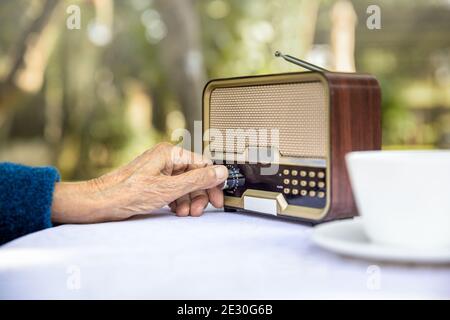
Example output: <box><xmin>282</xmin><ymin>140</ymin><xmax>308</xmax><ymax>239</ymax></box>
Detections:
<box><xmin>214</xmin><ymin>165</ymin><xmax>228</xmax><ymax>180</ymax></box>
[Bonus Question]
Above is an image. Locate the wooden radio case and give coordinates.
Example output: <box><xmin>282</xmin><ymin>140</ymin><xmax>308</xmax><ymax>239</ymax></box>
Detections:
<box><xmin>202</xmin><ymin>53</ymin><xmax>381</xmax><ymax>223</ymax></box>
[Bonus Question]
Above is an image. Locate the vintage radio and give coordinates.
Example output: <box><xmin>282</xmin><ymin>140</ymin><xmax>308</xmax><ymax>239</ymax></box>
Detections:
<box><xmin>202</xmin><ymin>52</ymin><xmax>381</xmax><ymax>223</ymax></box>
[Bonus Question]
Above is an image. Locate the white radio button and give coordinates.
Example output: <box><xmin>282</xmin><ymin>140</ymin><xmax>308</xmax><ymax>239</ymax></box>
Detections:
<box><xmin>244</xmin><ymin>196</ymin><xmax>277</xmax><ymax>216</ymax></box>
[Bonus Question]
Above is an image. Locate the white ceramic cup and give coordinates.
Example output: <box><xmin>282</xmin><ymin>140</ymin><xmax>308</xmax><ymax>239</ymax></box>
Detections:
<box><xmin>345</xmin><ymin>150</ymin><xmax>450</xmax><ymax>249</ymax></box>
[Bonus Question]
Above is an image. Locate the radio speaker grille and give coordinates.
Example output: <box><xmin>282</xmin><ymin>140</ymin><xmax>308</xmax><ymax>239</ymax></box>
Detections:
<box><xmin>208</xmin><ymin>81</ymin><xmax>327</xmax><ymax>158</ymax></box>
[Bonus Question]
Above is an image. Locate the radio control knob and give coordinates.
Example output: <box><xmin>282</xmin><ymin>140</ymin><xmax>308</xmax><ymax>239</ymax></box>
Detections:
<box><xmin>222</xmin><ymin>166</ymin><xmax>246</xmax><ymax>191</ymax></box>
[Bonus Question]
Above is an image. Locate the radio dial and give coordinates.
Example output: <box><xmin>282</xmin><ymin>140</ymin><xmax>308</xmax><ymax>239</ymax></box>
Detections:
<box><xmin>222</xmin><ymin>166</ymin><xmax>246</xmax><ymax>191</ymax></box>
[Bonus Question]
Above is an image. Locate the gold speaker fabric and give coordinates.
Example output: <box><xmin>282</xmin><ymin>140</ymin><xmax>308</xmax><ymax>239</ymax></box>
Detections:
<box><xmin>208</xmin><ymin>81</ymin><xmax>327</xmax><ymax>158</ymax></box>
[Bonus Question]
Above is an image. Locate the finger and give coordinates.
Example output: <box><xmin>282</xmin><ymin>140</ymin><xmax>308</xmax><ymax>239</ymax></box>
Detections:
<box><xmin>93</xmin><ymin>148</ymin><xmax>154</xmax><ymax>183</ymax></box>
<box><xmin>169</xmin><ymin>201</ymin><xmax>177</xmax><ymax>213</ymax></box>
<box><xmin>100</xmin><ymin>143</ymin><xmax>213</xmax><ymax>183</ymax></box>
<box><xmin>117</xmin><ymin>143</ymin><xmax>171</xmax><ymax>174</ymax></box>
<box><xmin>207</xmin><ymin>186</ymin><xmax>224</xmax><ymax>208</ymax></box>
<box><xmin>148</xmin><ymin>143</ymin><xmax>212</xmax><ymax>175</ymax></box>
<box><xmin>190</xmin><ymin>190</ymin><xmax>209</xmax><ymax>217</ymax></box>
<box><xmin>110</xmin><ymin>143</ymin><xmax>174</xmax><ymax>178</ymax></box>
<box><xmin>175</xmin><ymin>194</ymin><xmax>191</xmax><ymax>217</ymax></box>
<box><xmin>170</xmin><ymin>165</ymin><xmax>228</xmax><ymax>199</ymax></box>
<box><xmin>169</xmin><ymin>148</ymin><xmax>212</xmax><ymax>176</ymax></box>
<box><xmin>170</xmin><ymin>148</ymin><xmax>207</xmax><ymax>178</ymax></box>
<box><xmin>172</xmin><ymin>146</ymin><xmax>212</xmax><ymax>171</ymax></box>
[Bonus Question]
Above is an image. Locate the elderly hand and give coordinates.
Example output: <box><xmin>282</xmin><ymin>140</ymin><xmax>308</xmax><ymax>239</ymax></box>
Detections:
<box><xmin>51</xmin><ymin>143</ymin><xmax>228</xmax><ymax>223</ymax></box>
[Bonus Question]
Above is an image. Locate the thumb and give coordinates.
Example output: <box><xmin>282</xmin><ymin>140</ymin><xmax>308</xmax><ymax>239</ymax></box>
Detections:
<box><xmin>170</xmin><ymin>165</ymin><xmax>228</xmax><ymax>198</ymax></box>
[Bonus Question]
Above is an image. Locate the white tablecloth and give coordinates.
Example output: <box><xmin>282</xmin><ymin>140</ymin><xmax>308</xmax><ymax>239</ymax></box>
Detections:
<box><xmin>1</xmin><ymin>206</ymin><xmax>449</xmax><ymax>299</ymax></box>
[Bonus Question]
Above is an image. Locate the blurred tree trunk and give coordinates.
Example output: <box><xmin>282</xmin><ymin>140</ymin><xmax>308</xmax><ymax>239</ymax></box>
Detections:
<box><xmin>0</xmin><ymin>0</ymin><xmax>58</xmax><ymax>108</ymax></box>
<box><xmin>0</xmin><ymin>0</ymin><xmax>58</xmax><ymax>145</ymax></box>
<box><xmin>330</xmin><ymin>0</ymin><xmax>357</xmax><ymax>72</ymax></box>
<box><xmin>270</xmin><ymin>0</ymin><xmax>320</xmax><ymax>72</ymax></box>
<box><xmin>155</xmin><ymin>0</ymin><xmax>206</xmax><ymax>140</ymax></box>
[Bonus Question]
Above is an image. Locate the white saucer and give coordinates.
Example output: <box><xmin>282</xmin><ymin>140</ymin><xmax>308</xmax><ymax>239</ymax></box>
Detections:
<box><xmin>312</xmin><ymin>218</ymin><xmax>450</xmax><ymax>264</ymax></box>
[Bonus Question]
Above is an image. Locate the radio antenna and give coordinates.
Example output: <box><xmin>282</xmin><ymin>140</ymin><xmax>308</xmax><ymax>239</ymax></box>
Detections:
<box><xmin>274</xmin><ymin>51</ymin><xmax>328</xmax><ymax>73</ymax></box>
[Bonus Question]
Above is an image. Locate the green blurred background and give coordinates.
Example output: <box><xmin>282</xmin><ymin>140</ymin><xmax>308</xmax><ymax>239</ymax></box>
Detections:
<box><xmin>0</xmin><ymin>0</ymin><xmax>449</xmax><ymax>180</ymax></box>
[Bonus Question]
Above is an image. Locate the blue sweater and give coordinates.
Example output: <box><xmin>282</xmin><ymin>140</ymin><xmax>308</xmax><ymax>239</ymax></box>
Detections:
<box><xmin>0</xmin><ymin>162</ymin><xmax>60</xmax><ymax>245</ymax></box>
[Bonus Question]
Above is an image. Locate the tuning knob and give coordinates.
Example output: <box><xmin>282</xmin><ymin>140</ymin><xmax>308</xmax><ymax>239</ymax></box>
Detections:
<box><xmin>222</xmin><ymin>166</ymin><xmax>246</xmax><ymax>191</ymax></box>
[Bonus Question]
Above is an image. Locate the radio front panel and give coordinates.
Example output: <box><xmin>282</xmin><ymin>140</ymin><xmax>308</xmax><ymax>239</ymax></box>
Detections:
<box><xmin>219</xmin><ymin>163</ymin><xmax>327</xmax><ymax>209</ymax></box>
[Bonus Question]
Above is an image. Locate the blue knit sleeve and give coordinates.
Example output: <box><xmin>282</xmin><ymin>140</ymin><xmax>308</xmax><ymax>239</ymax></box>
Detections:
<box><xmin>0</xmin><ymin>162</ymin><xmax>60</xmax><ymax>245</ymax></box>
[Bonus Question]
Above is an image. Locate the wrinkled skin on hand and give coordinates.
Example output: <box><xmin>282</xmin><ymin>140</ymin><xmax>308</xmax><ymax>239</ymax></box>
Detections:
<box><xmin>51</xmin><ymin>143</ymin><xmax>228</xmax><ymax>223</ymax></box>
